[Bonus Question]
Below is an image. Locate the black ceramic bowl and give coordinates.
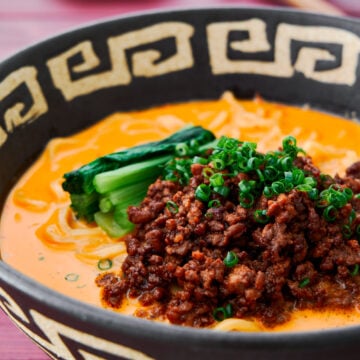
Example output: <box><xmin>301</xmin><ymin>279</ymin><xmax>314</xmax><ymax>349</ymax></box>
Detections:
<box><xmin>1</xmin><ymin>7</ymin><xmax>360</xmax><ymax>360</ymax></box>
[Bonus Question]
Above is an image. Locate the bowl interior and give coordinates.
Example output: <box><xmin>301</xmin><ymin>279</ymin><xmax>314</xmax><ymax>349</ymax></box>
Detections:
<box><xmin>2</xmin><ymin>7</ymin><xmax>360</xmax><ymax>360</ymax></box>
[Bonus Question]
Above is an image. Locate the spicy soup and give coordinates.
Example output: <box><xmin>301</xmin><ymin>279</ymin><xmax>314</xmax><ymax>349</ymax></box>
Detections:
<box><xmin>2</xmin><ymin>93</ymin><xmax>360</xmax><ymax>332</ymax></box>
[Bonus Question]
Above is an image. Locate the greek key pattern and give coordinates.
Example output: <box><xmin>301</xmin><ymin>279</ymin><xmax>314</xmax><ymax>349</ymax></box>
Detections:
<box><xmin>0</xmin><ymin>19</ymin><xmax>359</xmax><ymax>148</ymax></box>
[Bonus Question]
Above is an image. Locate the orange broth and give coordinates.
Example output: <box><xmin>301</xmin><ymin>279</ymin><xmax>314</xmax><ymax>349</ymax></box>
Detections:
<box><xmin>2</xmin><ymin>93</ymin><xmax>360</xmax><ymax>331</ymax></box>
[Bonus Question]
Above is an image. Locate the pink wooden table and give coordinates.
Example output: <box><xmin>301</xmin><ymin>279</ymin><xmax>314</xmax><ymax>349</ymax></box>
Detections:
<box><xmin>0</xmin><ymin>0</ymin><xmax>359</xmax><ymax>359</ymax></box>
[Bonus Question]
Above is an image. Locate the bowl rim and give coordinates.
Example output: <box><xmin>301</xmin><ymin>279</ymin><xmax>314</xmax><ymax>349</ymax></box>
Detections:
<box><xmin>1</xmin><ymin>5</ymin><xmax>360</xmax><ymax>349</ymax></box>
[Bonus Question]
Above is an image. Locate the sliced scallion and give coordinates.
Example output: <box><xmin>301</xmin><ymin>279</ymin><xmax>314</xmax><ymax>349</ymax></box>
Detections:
<box><xmin>299</xmin><ymin>277</ymin><xmax>310</xmax><ymax>288</ymax></box>
<box><xmin>350</xmin><ymin>264</ymin><xmax>359</xmax><ymax>277</ymax></box>
<box><xmin>175</xmin><ymin>143</ymin><xmax>190</xmax><ymax>156</ymax></box>
<box><xmin>323</xmin><ymin>205</ymin><xmax>338</xmax><ymax>222</ymax></box>
<box><xmin>209</xmin><ymin>173</ymin><xmax>224</xmax><ymax>187</ymax></box>
<box><xmin>166</xmin><ymin>200</ymin><xmax>179</xmax><ymax>214</ymax></box>
<box><xmin>65</xmin><ymin>273</ymin><xmax>79</xmax><ymax>282</ymax></box>
<box><xmin>213</xmin><ymin>303</ymin><xmax>233</xmax><ymax>321</ymax></box>
<box><xmin>342</xmin><ymin>224</ymin><xmax>352</xmax><ymax>239</ymax></box>
<box><xmin>98</xmin><ymin>259</ymin><xmax>113</xmax><ymax>271</ymax></box>
<box><xmin>223</xmin><ymin>251</ymin><xmax>239</xmax><ymax>267</ymax></box>
<box><xmin>208</xmin><ymin>199</ymin><xmax>221</xmax><ymax>208</ymax></box>
<box><xmin>254</xmin><ymin>209</ymin><xmax>270</xmax><ymax>224</ymax></box>
<box><xmin>239</xmin><ymin>193</ymin><xmax>254</xmax><ymax>208</ymax></box>
<box><xmin>211</xmin><ymin>158</ymin><xmax>225</xmax><ymax>170</ymax></box>
<box><xmin>213</xmin><ymin>186</ymin><xmax>230</xmax><ymax>198</ymax></box>
<box><xmin>195</xmin><ymin>184</ymin><xmax>211</xmax><ymax>202</ymax></box>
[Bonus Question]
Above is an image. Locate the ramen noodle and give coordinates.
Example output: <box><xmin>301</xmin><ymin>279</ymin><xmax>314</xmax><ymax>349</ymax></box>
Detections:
<box><xmin>2</xmin><ymin>92</ymin><xmax>360</xmax><ymax>332</ymax></box>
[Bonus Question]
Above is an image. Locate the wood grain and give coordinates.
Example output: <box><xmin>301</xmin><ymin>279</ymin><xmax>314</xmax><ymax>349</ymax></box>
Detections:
<box><xmin>0</xmin><ymin>310</ymin><xmax>47</xmax><ymax>359</ymax></box>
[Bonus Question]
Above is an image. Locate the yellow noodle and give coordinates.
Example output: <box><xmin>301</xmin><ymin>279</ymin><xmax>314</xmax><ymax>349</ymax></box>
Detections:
<box><xmin>213</xmin><ymin>318</ymin><xmax>262</xmax><ymax>332</ymax></box>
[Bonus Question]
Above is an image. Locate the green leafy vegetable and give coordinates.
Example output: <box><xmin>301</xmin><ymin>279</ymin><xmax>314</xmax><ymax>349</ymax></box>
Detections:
<box><xmin>63</xmin><ymin>126</ymin><xmax>214</xmax><ymax>195</ymax></box>
<box><xmin>62</xmin><ymin>126</ymin><xmax>215</xmax><ymax>236</ymax></box>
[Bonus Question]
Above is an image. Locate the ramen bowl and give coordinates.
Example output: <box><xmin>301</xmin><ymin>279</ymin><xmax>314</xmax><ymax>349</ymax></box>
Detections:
<box><xmin>1</xmin><ymin>7</ymin><xmax>360</xmax><ymax>360</ymax></box>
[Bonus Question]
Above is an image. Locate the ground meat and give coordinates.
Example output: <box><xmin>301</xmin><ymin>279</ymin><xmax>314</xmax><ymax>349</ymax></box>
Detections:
<box><xmin>346</xmin><ymin>161</ymin><xmax>360</xmax><ymax>179</ymax></box>
<box><xmin>335</xmin><ymin>162</ymin><xmax>360</xmax><ymax>193</ymax></box>
<box><xmin>96</xmin><ymin>158</ymin><xmax>360</xmax><ymax>329</ymax></box>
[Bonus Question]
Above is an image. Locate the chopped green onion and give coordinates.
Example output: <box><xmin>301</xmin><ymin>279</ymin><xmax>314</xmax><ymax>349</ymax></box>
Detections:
<box><xmin>195</xmin><ymin>184</ymin><xmax>211</xmax><ymax>202</ymax></box>
<box><xmin>349</xmin><ymin>209</ymin><xmax>356</xmax><ymax>224</ymax></box>
<box><xmin>264</xmin><ymin>166</ymin><xmax>278</xmax><ymax>181</ymax></box>
<box><xmin>256</xmin><ymin>169</ymin><xmax>265</xmax><ymax>182</ymax></box>
<box><xmin>280</xmin><ymin>156</ymin><xmax>293</xmax><ymax>171</ymax></box>
<box><xmin>247</xmin><ymin>157</ymin><xmax>262</xmax><ymax>170</ymax></box>
<box><xmin>304</xmin><ymin>177</ymin><xmax>317</xmax><ymax>187</ymax></box>
<box><xmin>292</xmin><ymin>169</ymin><xmax>305</xmax><ymax>185</ymax></box>
<box><xmin>254</xmin><ymin>209</ymin><xmax>270</xmax><ymax>224</ymax></box>
<box><xmin>192</xmin><ymin>156</ymin><xmax>208</xmax><ymax>165</ymax></box>
<box><xmin>224</xmin><ymin>303</ymin><xmax>233</xmax><ymax>319</ymax></box>
<box><xmin>296</xmin><ymin>184</ymin><xmax>313</xmax><ymax>192</ymax></box>
<box><xmin>239</xmin><ymin>180</ymin><xmax>255</xmax><ymax>194</ymax></box>
<box><xmin>223</xmin><ymin>137</ymin><xmax>240</xmax><ymax>151</ymax></box>
<box><xmin>65</xmin><ymin>273</ymin><xmax>79</xmax><ymax>282</ymax></box>
<box><xmin>307</xmin><ymin>188</ymin><xmax>319</xmax><ymax>200</ymax></box>
<box><xmin>299</xmin><ymin>277</ymin><xmax>310</xmax><ymax>288</ymax></box>
<box><xmin>164</xmin><ymin>173</ymin><xmax>178</xmax><ymax>182</ymax></box>
<box><xmin>213</xmin><ymin>186</ymin><xmax>230</xmax><ymax>198</ymax></box>
<box><xmin>98</xmin><ymin>259</ymin><xmax>113</xmax><ymax>271</ymax></box>
<box><xmin>283</xmin><ymin>136</ymin><xmax>297</xmax><ymax>149</ymax></box>
<box><xmin>282</xmin><ymin>136</ymin><xmax>304</xmax><ymax>158</ymax></box>
<box><xmin>239</xmin><ymin>193</ymin><xmax>254</xmax><ymax>208</ymax></box>
<box><xmin>223</xmin><ymin>251</ymin><xmax>239</xmax><ymax>267</ymax></box>
<box><xmin>166</xmin><ymin>201</ymin><xmax>179</xmax><ymax>214</ymax></box>
<box><xmin>202</xmin><ymin>167</ymin><xmax>214</xmax><ymax>179</ymax></box>
<box><xmin>263</xmin><ymin>186</ymin><xmax>274</xmax><ymax>198</ymax></box>
<box><xmin>342</xmin><ymin>225</ymin><xmax>352</xmax><ymax>239</ymax></box>
<box><xmin>323</xmin><ymin>205</ymin><xmax>338</xmax><ymax>222</ymax></box>
<box><xmin>350</xmin><ymin>264</ymin><xmax>359</xmax><ymax>277</ymax></box>
<box><xmin>211</xmin><ymin>158</ymin><xmax>225</xmax><ymax>170</ymax></box>
<box><xmin>210</xmin><ymin>173</ymin><xmax>225</xmax><ymax>187</ymax></box>
<box><xmin>208</xmin><ymin>199</ymin><xmax>221</xmax><ymax>208</ymax></box>
<box><xmin>283</xmin><ymin>179</ymin><xmax>294</xmax><ymax>192</ymax></box>
<box><xmin>343</xmin><ymin>187</ymin><xmax>354</xmax><ymax>201</ymax></box>
<box><xmin>332</xmin><ymin>193</ymin><xmax>348</xmax><ymax>208</ymax></box>
<box><xmin>189</xmin><ymin>139</ymin><xmax>199</xmax><ymax>153</ymax></box>
<box><xmin>320</xmin><ymin>186</ymin><xmax>348</xmax><ymax>209</ymax></box>
<box><xmin>271</xmin><ymin>181</ymin><xmax>285</xmax><ymax>195</ymax></box>
<box><xmin>236</xmin><ymin>158</ymin><xmax>248</xmax><ymax>172</ymax></box>
<box><xmin>213</xmin><ymin>307</ymin><xmax>227</xmax><ymax>321</ymax></box>
<box><xmin>175</xmin><ymin>143</ymin><xmax>190</xmax><ymax>156</ymax></box>
<box><xmin>240</xmin><ymin>142</ymin><xmax>257</xmax><ymax>157</ymax></box>
<box><xmin>213</xmin><ymin>304</ymin><xmax>233</xmax><ymax>321</ymax></box>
